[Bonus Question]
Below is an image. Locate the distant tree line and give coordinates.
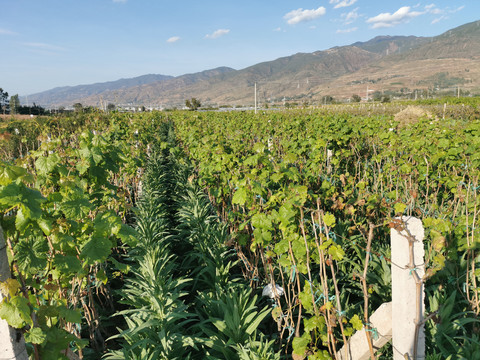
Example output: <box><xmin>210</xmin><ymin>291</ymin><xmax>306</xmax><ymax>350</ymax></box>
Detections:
<box><xmin>0</xmin><ymin>88</ymin><xmax>48</xmax><ymax>115</ymax></box>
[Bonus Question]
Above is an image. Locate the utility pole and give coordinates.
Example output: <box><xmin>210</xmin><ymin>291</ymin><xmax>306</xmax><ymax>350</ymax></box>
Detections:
<box><xmin>254</xmin><ymin>82</ymin><xmax>257</xmax><ymax>114</ymax></box>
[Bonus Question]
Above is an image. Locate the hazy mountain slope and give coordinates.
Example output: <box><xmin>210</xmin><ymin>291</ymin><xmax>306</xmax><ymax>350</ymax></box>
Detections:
<box><xmin>28</xmin><ymin>74</ymin><xmax>174</xmax><ymax>106</ymax></box>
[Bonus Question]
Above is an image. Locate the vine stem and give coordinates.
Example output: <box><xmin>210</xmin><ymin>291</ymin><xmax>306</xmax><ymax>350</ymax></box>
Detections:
<box><xmin>312</xmin><ymin>209</ymin><xmax>335</xmax><ymax>356</ymax></box>
<box><xmin>360</xmin><ymin>223</ymin><xmax>376</xmax><ymax>360</ymax></box>
<box><xmin>299</xmin><ymin>207</ymin><xmax>318</xmax><ymax>315</ymax></box>
<box><xmin>288</xmin><ymin>240</ymin><xmax>302</xmax><ymax>338</ymax></box>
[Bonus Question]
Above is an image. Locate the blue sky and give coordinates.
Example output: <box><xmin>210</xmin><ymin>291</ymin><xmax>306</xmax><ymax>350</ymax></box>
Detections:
<box><xmin>0</xmin><ymin>1</ymin><xmax>477</xmax><ymax>96</ymax></box>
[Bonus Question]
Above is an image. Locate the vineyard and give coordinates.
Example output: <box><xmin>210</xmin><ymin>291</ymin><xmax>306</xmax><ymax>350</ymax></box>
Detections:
<box><xmin>0</xmin><ymin>100</ymin><xmax>480</xmax><ymax>359</ymax></box>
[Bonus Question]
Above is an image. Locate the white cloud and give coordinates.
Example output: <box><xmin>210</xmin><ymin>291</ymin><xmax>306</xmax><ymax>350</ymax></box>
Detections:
<box><xmin>342</xmin><ymin>7</ymin><xmax>359</xmax><ymax>24</ymax></box>
<box><xmin>284</xmin><ymin>7</ymin><xmax>326</xmax><ymax>25</ymax></box>
<box><xmin>205</xmin><ymin>29</ymin><xmax>230</xmax><ymax>39</ymax></box>
<box><xmin>24</xmin><ymin>42</ymin><xmax>65</xmax><ymax>51</ymax></box>
<box><xmin>431</xmin><ymin>16</ymin><xmax>445</xmax><ymax>24</ymax></box>
<box><xmin>0</xmin><ymin>28</ymin><xmax>16</xmax><ymax>35</ymax></box>
<box><xmin>112</xmin><ymin>0</ymin><xmax>127</xmax><ymax>3</ymax></box>
<box><xmin>424</xmin><ymin>4</ymin><xmax>465</xmax><ymax>24</ymax></box>
<box><xmin>366</xmin><ymin>6</ymin><xmax>423</xmax><ymax>28</ymax></box>
<box><xmin>167</xmin><ymin>36</ymin><xmax>180</xmax><ymax>43</ymax></box>
<box><xmin>330</xmin><ymin>0</ymin><xmax>357</xmax><ymax>9</ymax></box>
<box><xmin>336</xmin><ymin>27</ymin><xmax>358</xmax><ymax>33</ymax></box>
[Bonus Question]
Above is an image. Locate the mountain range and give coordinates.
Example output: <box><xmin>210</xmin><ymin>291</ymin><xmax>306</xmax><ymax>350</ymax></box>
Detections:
<box><xmin>28</xmin><ymin>20</ymin><xmax>480</xmax><ymax>108</ymax></box>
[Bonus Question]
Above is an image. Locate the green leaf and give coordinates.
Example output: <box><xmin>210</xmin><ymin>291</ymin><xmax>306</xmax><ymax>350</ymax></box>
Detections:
<box><xmin>53</xmin><ymin>254</ymin><xmax>83</xmax><ymax>275</ymax></box>
<box><xmin>58</xmin><ymin>306</ymin><xmax>82</xmax><ymax>323</ymax></box>
<box><xmin>394</xmin><ymin>202</ymin><xmax>407</xmax><ymax>214</ymax></box>
<box><xmin>292</xmin><ymin>332</ymin><xmax>310</xmax><ymax>355</ymax></box>
<box><xmin>278</xmin><ymin>203</ymin><xmax>296</xmax><ymax>224</ymax></box>
<box><xmin>0</xmin><ymin>162</ymin><xmax>29</xmax><ymax>185</ymax></box>
<box><xmin>350</xmin><ymin>314</ymin><xmax>363</xmax><ymax>331</ymax></box>
<box><xmin>271</xmin><ymin>172</ymin><xmax>283</xmax><ymax>183</ymax></box>
<box><xmin>232</xmin><ymin>187</ymin><xmax>247</xmax><ymax>205</ymax></box>
<box><xmin>284</xmin><ymin>153</ymin><xmax>297</xmax><ymax>164</ymax></box>
<box><xmin>251</xmin><ymin>213</ymin><xmax>273</xmax><ymax>230</ymax></box>
<box><xmin>14</xmin><ymin>237</ymin><xmax>48</xmax><ymax>273</ymax></box>
<box><xmin>323</xmin><ymin>212</ymin><xmax>336</xmax><ymax>227</ymax></box>
<box><xmin>117</xmin><ymin>224</ymin><xmax>138</xmax><ymax>246</ymax></box>
<box><xmin>96</xmin><ymin>268</ymin><xmax>108</xmax><ymax>285</ymax></box>
<box><xmin>253</xmin><ymin>142</ymin><xmax>265</xmax><ymax>153</ymax></box>
<box><xmin>24</xmin><ymin>327</ymin><xmax>47</xmax><ymax>345</ymax></box>
<box><xmin>80</xmin><ymin>237</ymin><xmax>113</xmax><ymax>265</ymax></box>
<box><xmin>357</xmin><ymin>181</ymin><xmax>367</xmax><ymax>190</ymax></box>
<box><xmin>35</xmin><ymin>153</ymin><xmax>60</xmax><ymax>175</ymax></box>
<box><xmin>61</xmin><ymin>196</ymin><xmax>92</xmax><ymax>219</ymax></box>
<box><xmin>0</xmin><ymin>182</ymin><xmax>45</xmax><ymax>219</ymax></box>
<box><xmin>0</xmin><ymin>296</ymin><xmax>32</xmax><ymax>328</ymax></box>
<box><xmin>304</xmin><ymin>315</ymin><xmax>326</xmax><ymax>332</ymax></box>
<box><xmin>328</xmin><ymin>245</ymin><xmax>345</xmax><ymax>261</ymax></box>
<box><xmin>274</xmin><ymin>239</ymin><xmax>289</xmax><ymax>255</ymax></box>
<box><xmin>36</xmin><ymin>217</ymin><xmax>53</xmax><ymax>236</ymax></box>
<box><xmin>93</xmin><ymin>211</ymin><xmax>122</xmax><ymax>238</ymax></box>
<box><xmin>15</xmin><ymin>207</ymin><xmax>30</xmax><ymax>231</ymax></box>
<box><xmin>110</xmin><ymin>258</ymin><xmax>130</xmax><ymax>274</ymax></box>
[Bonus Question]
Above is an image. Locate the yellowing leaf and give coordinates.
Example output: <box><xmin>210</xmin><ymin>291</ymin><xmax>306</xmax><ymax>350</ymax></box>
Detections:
<box><xmin>394</xmin><ymin>202</ymin><xmax>407</xmax><ymax>214</ymax></box>
<box><xmin>0</xmin><ymin>278</ymin><xmax>21</xmax><ymax>297</ymax></box>
<box><xmin>323</xmin><ymin>213</ymin><xmax>336</xmax><ymax>227</ymax></box>
<box><xmin>349</xmin><ymin>314</ymin><xmax>363</xmax><ymax>331</ymax></box>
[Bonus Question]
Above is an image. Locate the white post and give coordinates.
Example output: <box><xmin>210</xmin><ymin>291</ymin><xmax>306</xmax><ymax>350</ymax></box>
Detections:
<box><xmin>0</xmin><ymin>226</ymin><xmax>28</xmax><ymax>360</ymax></box>
<box><xmin>254</xmin><ymin>82</ymin><xmax>257</xmax><ymax>114</ymax></box>
<box><xmin>336</xmin><ymin>302</ymin><xmax>392</xmax><ymax>360</ymax></box>
<box><xmin>391</xmin><ymin>216</ymin><xmax>425</xmax><ymax>360</ymax></box>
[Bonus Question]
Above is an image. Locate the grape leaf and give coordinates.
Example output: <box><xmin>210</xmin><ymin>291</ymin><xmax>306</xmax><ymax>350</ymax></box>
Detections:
<box><xmin>323</xmin><ymin>212</ymin><xmax>336</xmax><ymax>227</ymax></box>
<box><xmin>35</xmin><ymin>153</ymin><xmax>60</xmax><ymax>175</ymax></box>
<box><xmin>0</xmin><ymin>296</ymin><xmax>32</xmax><ymax>328</ymax></box>
<box><xmin>80</xmin><ymin>237</ymin><xmax>113</xmax><ymax>265</ymax></box>
<box><xmin>350</xmin><ymin>314</ymin><xmax>363</xmax><ymax>331</ymax></box>
<box><xmin>0</xmin><ymin>278</ymin><xmax>21</xmax><ymax>297</ymax></box>
<box><xmin>25</xmin><ymin>327</ymin><xmax>47</xmax><ymax>345</ymax></box>
<box><xmin>232</xmin><ymin>187</ymin><xmax>247</xmax><ymax>205</ymax></box>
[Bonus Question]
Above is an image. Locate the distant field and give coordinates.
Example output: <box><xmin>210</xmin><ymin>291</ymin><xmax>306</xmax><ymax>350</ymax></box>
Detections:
<box><xmin>0</xmin><ymin>114</ymin><xmax>35</xmax><ymax>120</ymax></box>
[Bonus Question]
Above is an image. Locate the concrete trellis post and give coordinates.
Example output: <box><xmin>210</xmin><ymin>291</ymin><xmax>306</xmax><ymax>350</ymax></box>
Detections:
<box><xmin>0</xmin><ymin>225</ymin><xmax>28</xmax><ymax>360</ymax></box>
<box><xmin>391</xmin><ymin>216</ymin><xmax>425</xmax><ymax>360</ymax></box>
<box><xmin>337</xmin><ymin>216</ymin><xmax>425</xmax><ymax>360</ymax></box>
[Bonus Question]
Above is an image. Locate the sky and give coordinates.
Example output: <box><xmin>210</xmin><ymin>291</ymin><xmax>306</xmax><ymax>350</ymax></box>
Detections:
<box><xmin>0</xmin><ymin>1</ymin><xmax>478</xmax><ymax>96</ymax></box>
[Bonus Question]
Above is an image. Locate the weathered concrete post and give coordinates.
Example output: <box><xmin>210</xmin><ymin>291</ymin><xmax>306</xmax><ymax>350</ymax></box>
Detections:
<box><xmin>336</xmin><ymin>302</ymin><xmax>393</xmax><ymax>360</ymax></box>
<box><xmin>0</xmin><ymin>225</ymin><xmax>28</xmax><ymax>360</ymax></box>
<box><xmin>391</xmin><ymin>216</ymin><xmax>425</xmax><ymax>360</ymax></box>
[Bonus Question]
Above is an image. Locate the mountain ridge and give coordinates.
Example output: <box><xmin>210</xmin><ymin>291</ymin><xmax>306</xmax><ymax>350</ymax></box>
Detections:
<box><xmin>27</xmin><ymin>19</ymin><xmax>480</xmax><ymax>108</ymax></box>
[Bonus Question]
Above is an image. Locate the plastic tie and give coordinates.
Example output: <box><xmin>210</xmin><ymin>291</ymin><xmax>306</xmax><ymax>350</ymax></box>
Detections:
<box><xmin>286</xmin><ymin>326</ymin><xmax>295</xmax><ymax>340</ymax></box>
<box><xmin>289</xmin><ymin>265</ymin><xmax>297</xmax><ymax>283</ymax></box>
<box><xmin>365</xmin><ymin>324</ymin><xmax>379</xmax><ymax>340</ymax></box>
